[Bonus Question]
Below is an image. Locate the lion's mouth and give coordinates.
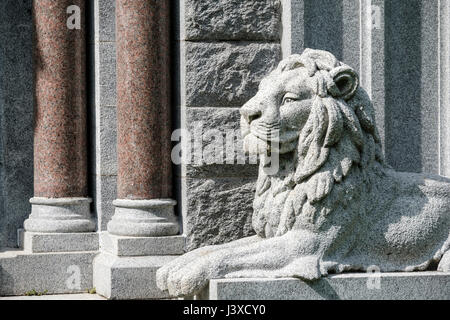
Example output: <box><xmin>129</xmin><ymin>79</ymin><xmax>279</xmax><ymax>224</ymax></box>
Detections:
<box><xmin>242</xmin><ymin>129</ymin><xmax>299</xmax><ymax>155</ymax></box>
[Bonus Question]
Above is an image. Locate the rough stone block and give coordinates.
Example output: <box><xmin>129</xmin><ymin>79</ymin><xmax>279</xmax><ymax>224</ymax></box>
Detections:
<box><xmin>0</xmin><ymin>250</ymin><xmax>97</xmax><ymax>296</ymax></box>
<box><xmin>93</xmin><ymin>252</ymin><xmax>177</xmax><ymax>300</ymax></box>
<box><xmin>183</xmin><ymin>177</ymin><xmax>256</xmax><ymax>251</ymax></box>
<box><xmin>99</xmin><ymin>232</ymin><xmax>186</xmax><ymax>257</ymax></box>
<box><xmin>185</xmin><ymin>0</ymin><xmax>281</xmax><ymax>41</ymax></box>
<box><xmin>185</xmin><ymin>42</ymin><xmax>281</xmax><ymax>107</ymax></box>
<box><xmin>205</xmin><ymin>272</ymin><xmax>450</xmax><ymax>300</ymax></box>
<box><xmin>23</xmin><ymin>232</ymin><xmax>99</xmax><ymax>253</ymax></box>
<box><xmin>182</xmin><ymin>107</ymin><xmax>258</xmax><ymax>178</ymax></box>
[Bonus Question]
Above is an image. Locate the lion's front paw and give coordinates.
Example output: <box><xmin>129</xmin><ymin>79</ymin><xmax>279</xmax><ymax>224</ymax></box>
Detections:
<box><xmin>166</xmin><ymin>253</ymin><xmax>225</xmax><ymax>297</ymax></box>
<box><xmin>287</xmin><ymin>256</ymin><xmax>322</xmax><ymax>280</ymax></box>
<box><xmin>156</xmin><ymin>245</ymin><xmax>218</xmax><ymax>292</ymax></box>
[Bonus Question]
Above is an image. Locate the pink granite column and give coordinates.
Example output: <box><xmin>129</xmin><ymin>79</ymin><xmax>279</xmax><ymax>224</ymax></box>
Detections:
<box><xmin>107</xmin><ymin>0</ymin><xmax>178</xmax><ymax>236</ymax></box>
<box><xmin>24</xmin><ymin>0</ymin><xmax>94</xmax><ymax>233</ymax></box>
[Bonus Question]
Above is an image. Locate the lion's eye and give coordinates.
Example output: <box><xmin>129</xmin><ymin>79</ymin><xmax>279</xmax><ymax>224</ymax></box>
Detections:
<box><xmin>284</xmin><ymin>98</ymin><xmax>295</xmax><ymax>104</ymax></box>
<box><xmin>282</xmin><ymin>94</ymin><xmax>299</xmax><ymax>105</ymax></box>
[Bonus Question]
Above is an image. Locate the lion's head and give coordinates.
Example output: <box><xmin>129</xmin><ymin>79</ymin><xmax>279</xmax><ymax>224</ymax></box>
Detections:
<box><xmin>240</xmin><ymin>49</ymin><xmax>386</xmax><ymax>238</ymax></box>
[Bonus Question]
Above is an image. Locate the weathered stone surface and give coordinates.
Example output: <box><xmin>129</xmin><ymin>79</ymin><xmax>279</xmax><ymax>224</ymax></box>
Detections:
<box><xmin>184</xmin><ymin>177</ymin><xmax>256</xmax><ymax>251</ymax></box>
<box><xmin>182</xmin><ymin>107</ymin><xmax>258</xmax><ymax>178</ymax></box>
<box><xmin>185</xmin><ymin>0</ymin><xmax>281</xmax><ymax>41</ymax></box>
<box><xmin>205</xmin><ymin>273</ymin><xmax>450</xmax><ymax>300</ymax></box>
<box><xmin>185</xmin><ymin>42</ymin><xmax>281</xmax><ymax>107</ymax></box>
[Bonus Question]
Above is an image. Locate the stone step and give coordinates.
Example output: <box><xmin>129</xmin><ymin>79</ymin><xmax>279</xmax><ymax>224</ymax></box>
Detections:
<box><xmin>0</xmin><ymin>249</ymin><xmax>97</xmax><ymax>296</ymax></box>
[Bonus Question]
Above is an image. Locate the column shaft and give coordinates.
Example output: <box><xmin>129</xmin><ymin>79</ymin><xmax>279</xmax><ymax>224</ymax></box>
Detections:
<box><xmin>25</xmin><ymin>0</ymin><xmax>94</xmax><ymax>233</ymax></box>
<box><xmin>108</xmin><ymin>0</ymin><xmax>178</xmax><ymax>237</ymax></box>
<box><xmin>116</xmin><ymin>0</ymin><xmax>172</xmax><ymax>200</ymax></box>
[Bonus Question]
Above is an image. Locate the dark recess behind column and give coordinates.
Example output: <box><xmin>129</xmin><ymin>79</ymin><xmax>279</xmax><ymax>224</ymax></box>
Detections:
<box><xmin>384</xmin><ymin>0</ymin><xmax>422</xmax><ymax>172</ymax></box>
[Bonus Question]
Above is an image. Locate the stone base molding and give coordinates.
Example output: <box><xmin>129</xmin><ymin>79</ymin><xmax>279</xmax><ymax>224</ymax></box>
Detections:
<box><xmin>24</xmin><ymin>198</ymin><xmax>95</xmax><ymax>233</ymax></box>
<box><xmin>107</xmin><ymin>199</ymin><xmax>179</xmax><ymax>237</ymax></box>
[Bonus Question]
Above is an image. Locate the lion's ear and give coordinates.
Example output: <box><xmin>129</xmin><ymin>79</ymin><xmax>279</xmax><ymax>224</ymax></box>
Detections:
<box><xmin>328</xmin><ymin>66</ymin><xmax>359</xmax><ymax>101</ymax></box>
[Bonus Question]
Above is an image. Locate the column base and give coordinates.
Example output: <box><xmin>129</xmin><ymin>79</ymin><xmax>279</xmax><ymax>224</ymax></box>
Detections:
<box><xmin>24</xmin><ymin>197</ymin><xmax>95</xmax><ymax>233</ymax></box>
<box><xmin>107</xmin><ymin>199</ymin><xmax>179</xmax><ymax>237</ymax></box>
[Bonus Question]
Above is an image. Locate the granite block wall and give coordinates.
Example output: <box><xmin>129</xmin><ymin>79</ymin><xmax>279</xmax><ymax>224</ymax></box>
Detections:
<box><xmin>177</xmin><ymin>0</ymin><xmax>282</xmax><ymax>250</ymax></box>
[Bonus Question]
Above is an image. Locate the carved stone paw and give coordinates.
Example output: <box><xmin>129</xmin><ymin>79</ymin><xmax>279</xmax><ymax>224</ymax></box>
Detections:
<box><xmin>164</xmin><ymin>249</ymin><xmax>227</xmax><ymax>297</ymax></box>
<box><xmin>156</xmin><ymin>244</ymin><xmax>221</xmax><ymax>293</ymax></box>
<box><xmin>438</xmin><ymin>250</ymin><xmax>450</xmax><ymax>272</ymax></box>
<box><xmin>287</xmin><ymin>256</ymin><xmax>322</xmax><ymax>280</ymax></box>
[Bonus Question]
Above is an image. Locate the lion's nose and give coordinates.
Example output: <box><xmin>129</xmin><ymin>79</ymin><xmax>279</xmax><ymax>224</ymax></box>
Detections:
<box><xmin>240</xmin><ymin>106</ymin><xmax>262</xmax><ymax>124</ymax></box>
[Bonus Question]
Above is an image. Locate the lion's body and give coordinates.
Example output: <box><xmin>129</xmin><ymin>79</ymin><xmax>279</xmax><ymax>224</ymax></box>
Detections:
<box><xmin>157</xmin><ymin>49</ymin><xmax>450</xmax><ymax>297</ymax></box>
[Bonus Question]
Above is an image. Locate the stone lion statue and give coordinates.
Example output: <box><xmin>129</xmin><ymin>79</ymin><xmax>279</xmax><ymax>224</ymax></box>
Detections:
<box><xmin>157</xmin><ymin>49</ymin><xmax>450</xmax><ymax>297</ymax></box>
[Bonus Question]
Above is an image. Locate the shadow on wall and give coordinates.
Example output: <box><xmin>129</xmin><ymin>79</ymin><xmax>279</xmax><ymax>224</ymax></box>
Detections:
<box><xmin>0</xmin><ymin>0</ymin><xmax>34</xmax><ymax>248</ymax></box>
<box><xmin>384</xmin><ymin>0</ymin><xmax>422</xmax><ymax>173</ymax></box>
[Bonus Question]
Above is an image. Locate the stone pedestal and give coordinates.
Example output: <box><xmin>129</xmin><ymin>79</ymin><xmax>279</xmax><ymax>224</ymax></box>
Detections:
<box><xmin>201</xmin><ymin>273</ymin><xmax>450</xmax><ymax>300</ymax></box>
<box><xmin>93</xmin><ymin>0</ymin><xmax>182</xmax><ymax>300</ymax></box>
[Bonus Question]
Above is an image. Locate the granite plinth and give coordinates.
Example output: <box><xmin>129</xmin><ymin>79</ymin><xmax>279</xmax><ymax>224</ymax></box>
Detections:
<box><xmin>203</xmin><ymin>273</ymin><xmax>450</xmax><ymax>300</ymax></box>
<box><xmin>93</xmin><ymin>252</ymin><xmax>177</xmax><ymax>300</ymax></box>
<box><xmin>99</xmin><ymin>232</ymin><xmax>185</xmax><ymax>257</ymax></box>
<box><xmin>23</xmin><ymin>232</ymin><xmax>99</xmax><ymax>253</ymax></box>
